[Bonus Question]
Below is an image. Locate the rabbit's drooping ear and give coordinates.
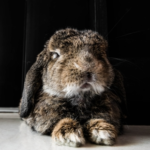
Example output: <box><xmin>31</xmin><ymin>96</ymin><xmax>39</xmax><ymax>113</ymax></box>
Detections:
<box><xmin>19</xmin><ymin>48</ymin><xmax>50</xmax><ymax>118</ymax></box>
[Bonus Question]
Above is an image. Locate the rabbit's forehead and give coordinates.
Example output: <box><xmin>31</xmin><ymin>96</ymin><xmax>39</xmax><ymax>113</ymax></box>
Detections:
<box><xmin>48</xmin><ymin>43</ymin><xmax>101</xmax><ymax>57</ymax></box>
<box><xmin>48</xmin><ymin>33</ymin><xmax>106</xmax><ymax>55</ymax></box>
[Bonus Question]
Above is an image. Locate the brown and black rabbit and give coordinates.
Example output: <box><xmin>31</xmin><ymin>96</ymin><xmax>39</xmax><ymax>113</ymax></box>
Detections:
<box><xmin>19</xmin><ymin>28</ymin><xmax>126</xmax><ymax>147</ymax></box>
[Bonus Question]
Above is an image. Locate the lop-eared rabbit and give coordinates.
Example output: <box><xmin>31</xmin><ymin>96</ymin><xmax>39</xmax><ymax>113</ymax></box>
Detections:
<box><xmin>19</xmin><ymin>28</ymin><xmax>126</xmax><ymax>147</ymax></box>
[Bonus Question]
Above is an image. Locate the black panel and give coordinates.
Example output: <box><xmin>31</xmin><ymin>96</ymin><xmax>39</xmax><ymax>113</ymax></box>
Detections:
<box><xmin>0</xmin><ymin>1</ymin><xmax>25</xmax><ymax>106</ymax></box>
<box><xmin>89</xmin><ymin>0</ymin><xmax>108</xmax><ymax>37</ymax></box>
<box><xmin>107</xmin><ymin>0</ymin><xmax>150</xmax><ymax>125</ymax></box>
<box><xmin>1</xmin><ymin>0</ymin><xmax>149</xmax><ymax>125</ymax></box>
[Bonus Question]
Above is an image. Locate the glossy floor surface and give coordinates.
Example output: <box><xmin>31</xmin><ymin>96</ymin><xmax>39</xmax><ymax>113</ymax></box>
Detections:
<box><xmin>0</xmin><ymin>116</ymin><xmax>150</xmax><ymax>150</ymax></box>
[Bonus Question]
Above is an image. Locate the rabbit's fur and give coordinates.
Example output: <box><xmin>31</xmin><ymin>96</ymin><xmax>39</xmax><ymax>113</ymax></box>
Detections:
<box><xmin>19</xmin><ymin>28</ymin><xmax>126</xmax><ymax>147</ymax></box>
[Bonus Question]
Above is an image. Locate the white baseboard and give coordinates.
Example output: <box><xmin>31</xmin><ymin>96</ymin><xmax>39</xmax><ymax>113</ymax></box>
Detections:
<box><xmin>0</xmin><ymin>107</ymin><xmax>19</xmax><ymax>113</ymax></box>
<box><xmin>0</xmin><ymin>113</ymin><xmax>19</xmax><ymax>118</ymax></box>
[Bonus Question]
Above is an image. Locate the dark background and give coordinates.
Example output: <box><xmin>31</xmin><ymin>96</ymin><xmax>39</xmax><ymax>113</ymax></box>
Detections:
<box><xmin>0</xmin><ymin>0</ymin><xmax>150</xmax><ymax>125</ymax></box>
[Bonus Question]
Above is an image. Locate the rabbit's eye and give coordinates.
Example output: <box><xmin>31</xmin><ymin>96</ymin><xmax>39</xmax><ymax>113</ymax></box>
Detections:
<box><xmin>51</xmin><ymin>52</ymin><xmax>59</xmax><ymax>59</ymax></box>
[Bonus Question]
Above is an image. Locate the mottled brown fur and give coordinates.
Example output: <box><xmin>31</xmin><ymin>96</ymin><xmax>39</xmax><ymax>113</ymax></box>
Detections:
<box><xmin>19</xmin><ymin>28</ymin><xmax>126</xmax><ymax>147</ymax></box>
<box><xmin>84</xmin><ymin>119</ymin><xmax>117</xmax><ymax>145</ymax></box>
<box><xmin>52</xmin><ymin>118</ymin><xmax>85</xmax><ymax>147</ymax></box>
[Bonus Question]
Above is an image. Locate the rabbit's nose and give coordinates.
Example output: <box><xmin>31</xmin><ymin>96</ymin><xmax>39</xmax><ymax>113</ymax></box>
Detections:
<box><xmin>86</xmin><ymin>72</ymin><xmax>92</xmax><ymax>81</ymax></box>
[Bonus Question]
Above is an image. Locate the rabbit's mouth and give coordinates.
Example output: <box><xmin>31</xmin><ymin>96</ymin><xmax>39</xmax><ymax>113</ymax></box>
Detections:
<box><xmin>80</xmin><ymin>83</ymin><xmax>91</xmax><ymax>89</ymax></box>
<box><xmin>80</xmin><ymin>81</ymin><xmax>105</xmax><ymax>95</ymax></box>
<box><xmin>63</xmin><ymin>81</ymin><xmax>105</xmax><ymax>98</ymax></box>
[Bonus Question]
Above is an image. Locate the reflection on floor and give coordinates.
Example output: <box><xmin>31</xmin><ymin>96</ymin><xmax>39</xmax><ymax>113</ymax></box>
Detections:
<box><xmin>0</xmin><ymin>114</ymin><xmax>150</xmax><ymax>150</ymax></box>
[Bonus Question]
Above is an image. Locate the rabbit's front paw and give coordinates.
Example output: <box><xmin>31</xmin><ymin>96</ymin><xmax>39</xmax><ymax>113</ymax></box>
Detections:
<box><xmin>86</xmin><ymin>119</ymin><xmax>117</xmax><ymax>145</ymax></box>
<box><xmin>52</xmin><ymin>118</ymin><xmax>85</xmax><ymax>147</ymax></box>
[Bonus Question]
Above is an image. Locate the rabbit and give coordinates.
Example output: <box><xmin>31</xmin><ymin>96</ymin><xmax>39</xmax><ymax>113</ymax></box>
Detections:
<box><xmin>19</xmin><ymin>28</ymin><xmax>126</xmax><ymax>147</ymax></box>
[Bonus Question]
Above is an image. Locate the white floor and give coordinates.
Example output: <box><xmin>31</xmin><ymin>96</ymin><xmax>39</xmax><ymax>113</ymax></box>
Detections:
<box><xmin>0</xmin><ymin>114</ymin><xmax>150</xmax><ymax>150</ymax></box>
